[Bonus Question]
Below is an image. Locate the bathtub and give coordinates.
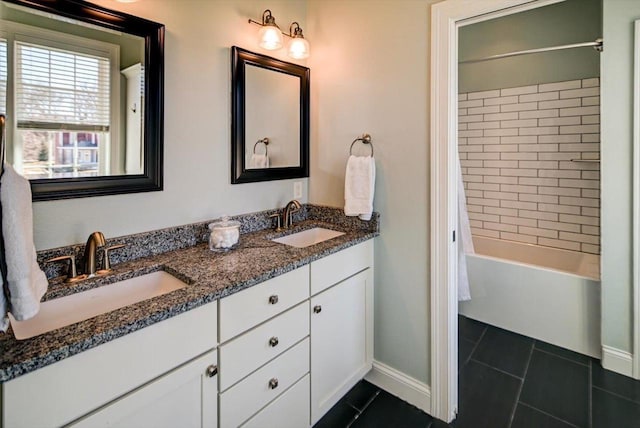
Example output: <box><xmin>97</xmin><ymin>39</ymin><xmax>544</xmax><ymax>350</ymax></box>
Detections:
<box><xmin>459</xmin><ymin>236</ymin><xmax>601</xmax><ymax>358</ymax></box>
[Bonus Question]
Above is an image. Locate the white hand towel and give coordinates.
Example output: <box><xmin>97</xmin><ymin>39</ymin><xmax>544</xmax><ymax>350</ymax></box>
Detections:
<box><xmin>251</xmin><ymin>154</ymin><xmax>269</xmax><ymax>168</ymax></box>
<box><xmin>0</xmin><ymin>164</ymin><xmax>48</xmax><ymax>331</ymax></box>
<box><xmin>344</xmin><ymin>155</ymin><xmax>375</xmax><ymax>221</ymax></box>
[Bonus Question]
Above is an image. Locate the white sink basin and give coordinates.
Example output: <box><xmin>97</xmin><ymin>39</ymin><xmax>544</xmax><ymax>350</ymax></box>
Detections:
<box><xmin>9</xmin><ymin>271</ymin><xmax>187</xmax><ymax>340</ymax></box>
<box><xmin>271</xmin><ymin>227</ymin><xmax>345</xmax><ymax>248</ymax></box>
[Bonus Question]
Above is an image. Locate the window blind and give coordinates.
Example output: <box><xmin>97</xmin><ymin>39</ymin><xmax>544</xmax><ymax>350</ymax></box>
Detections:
<box><xmin>15</xmin><ymin>41</ymin><xmax>110</xmax><ymax>132</ymax></box>
<box><xmin>0</xmin><ymin>39</ymin><xmax>7</xmax><ymax>115</ymax></box>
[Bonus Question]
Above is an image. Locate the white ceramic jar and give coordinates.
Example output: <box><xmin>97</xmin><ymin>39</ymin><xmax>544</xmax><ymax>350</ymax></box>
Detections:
<box><xmin>208</xmin><ymin>216</ymin><xmax>240</xmax><ymax>251</ymax></box>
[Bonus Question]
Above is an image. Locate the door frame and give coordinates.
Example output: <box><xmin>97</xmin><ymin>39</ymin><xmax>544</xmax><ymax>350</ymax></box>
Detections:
<box><xmin>429</xmin><ymin>0</ymin><xmax>567</xmax><ymax>422</ymax></box>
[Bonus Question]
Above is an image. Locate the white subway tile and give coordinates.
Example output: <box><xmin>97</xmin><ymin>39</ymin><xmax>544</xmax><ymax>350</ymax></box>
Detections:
<box><xmin>472</xmin><ymin>228</ymin><xmax>500</xmax><ymax>239</ymax></box>
<box><xmin>459</xmin><ymin>114</ymin><xmax>484</xmax><ymax>123</ymax></box>
<box><xmin>469</xmin><ymin>212</ymin><xmax>500</xmax><ymax>222</ymax></box>
<box><xmin>485</xmin><ymin>144</ymin><xmax>518</xmax><ymax>152</ymax></box>
<box><xmin>539</xmin><ymin>116</ymin><xmax>581</xmax><ymax>127</ymax></box>
<box><xmin>519</xmin><ymin>210</ymin><xmax>559</xmax><ymax>221</ymax></box>
<box><xmin>539</xmin><ymin>169</ymin><xmax>581</xmax><ymax>179</ymax></box>
<box><xmin>501</xmin><ymin>85</ymin><xmax>538</xmax><ymax>96</ymax></box>
<box><xmin>459</xmin><ymin>145</ymin><xmax>482</xmax><ymax>153</ymax></box>
<box><xmin>558</xmin><ymin>179</ymin><xmax>600</xmax><ymax>189</ymax></box>
<box><xmin>582</xmin><ymin>207</ymin><xmax>600</xmax><ymax>217</ymax></box>
<box><xmin>582</xmin><ymin>225</ymin><xmax>600</xmax><ymax>235</ymax></box>
<box><xmin>465</xmin><ymin>175</ymin><xmax>484</xmax><ymax>182</ymax></box>
<box><xmin>467</xmin><ymin>204</ymin><xmax>484</xmax><ymax>213</ymax></box>
<box><xmin>519</xmin><ymin>144</ymin><xmax>559</xmax><ymax>152</ymax></box>
<box><xmin>468</xmin><ymin>182</ymin><xmax>500</xmax><ymax>191</ymax></box>
<box><xmin>539</xmin><ymin>98</ymin><xmax>581</xmax><ymax>109</ymax></box>
<box><xmin>559</xmin><ymin>144</ymin><xmax>600</xmax><ymax>153</ymax></box>
<box><xmin>461</xmin><ymin>160</ymin><xmax>483</xmax><ymax>168</ymax></box>
<box><xmin>559</xmin><ymin>232</ymin><xmax>599</xmax><ymax>245</ymax></box>
<box><xmin>539</xmin><ymin>80</ymin><xmax>581</xmax><ymax>92</ymax></box>
<box><xmin>485</xmin><ymin>222</ymin><xmax>518</xmax><ymax>233</ymax></box>
<box><xmin>582</xmin><ymin>152</ymin><xmax>600</xmax><ymax>160</ymax></box>
<box><xmin>459</xmin><ymin>108</ymin><xmax>468</xmax><ymax>116</ymax></box>
<box><xmin>468</xmin><ymin>89</ymin><xmax>501</xmax><ymax>100</ymax></box>
<box><xmin>468</xmin><ymin>136</ymin><xmax>501</xmax><ymax>145</ymax></box>
<box><xmin>484</xmin><ymin>160</ymin><xmax>519</xmax><ymax>168</ymax></box>
<box><xmin>501</xmin><ymin>200</ymin><xmax>537</xmax><ymax>210</ymax></box>
<box><xmin>501</xmin><ymin>216</ymin><xmax>537</xmax><ymax>227</ymax></box>
<box><xmin>468</xmin><ymin>105</ymin><xmax>501</xmax><ymax>115</ymax></box>
<box><xmin>539</xmin><ymin>187</ymin><xmax>581</xmax><ymax>197</ymax></box>
<box><xmin>500</xmin><ymin>168</ymin><xmax>538</xmax><ymax>177</ymax></box>
<box><xmin>559</xmin><ymin>106</ymin><xmax>600</xmax><ymax>117</ymax></box>
<box><xmin>459</xmin><ymin>152</ymin><xmax>468</xmax><ymax>160</ymax></box>
<box><xmin>581</xmin><ymin>243</ymin><xmax>600</xmax><ymax>254</ymax></box>
<box><xmin>485</xmin><ymin>176</ymin><xmax>519</xmax><ymax>184</ymax></box>
<box><xmin>519</xmin><ymin>160</ymin><xmax>558</xmax><ymax>169</ymax></box>
<box><xmin>560</xmin><ymin>124</ymin><xmax>600</xmax><ymax>134</ymax></box>
<box><xmin>520</xmin><ymin>127</ymin><xmax>559</xmax><ymax>136</ymax></box>
<box><xmin>582</xmin><ymin>134</ymin><xmax>600</xmax><ymax>143</ymax></box>
<box><xmin>484</xmin><ymin>112</ymin><xmax>519</xmax><ymax>121</ymax></box>
<box><xmin>460</xmin><ymin>99</ymin><xmax>483</xmax><ymax>108</ymax></box>
<box><xmin>484</xmin><ymin>95</ymin><xmax>519</xmax><ymax>105</ymax></box>
<box><xmin>468</xmin><ymin>167</ymin><xmax>500</xmax><ymax>176</ymax></box>
<box><xmin>539</xmin><ymin>134</ymin><xmax>581</xmax><ymax>143</ymax></box>
<box><xmin>501</xmin><ymin>184</ymin><xmax>537</xmax><ymax>194</ymax></box>
<box><xmin>520</xmin><ymin>109</ymin><xmax>559</xmax><ymax>119</ymax></box>
<box><xmin>484</xmin><ymin>191</ymin><xmax>518</xmax><ymax>201</ymax></box>
<box><xmin>519</xmin><ymin>226</ymin><xmax>558</xmax><ymax>239</ymax></box>
<box><xmin>559</xmin><ymin>196</ymin><xmax>600</xmax><ymax>207</ymax></box>
<box><xmin>519</xmin><ymin>194</ymin><xmax>559</xmax><ymax>204</ymax></box>
<box><xmin>485</xmin><ymin>128</ymin><xmax>520</xmax><ymax>137</ymax></box>
<box><xmin>468</xmin><ymin>121</ymin><xmax>501</xmax><ymax>130</ymax></box>
<box><xmin>500</xmin><ymin>135</ymin><xmax>538</xmax><ymax>144</ymax></box>
<box><xmin>501</xmin><ymin>118</ymin><xmax>538</xmax><ymax>128</ymax></box>
<box><xmin>559</xmin><ymin>214</ymin><xmax>599</xmax><ymax>226</ymax></box>
<box><xmin>467</xmin><ymin>189</ymin><xmax>483</xmax><ymax>198</ymax></box>
<box><xmin>559</xmin><ymin>87</ymin><xmax>599</xmax><ymax>99</ymax></box>
<box><xmin>539</xmin><ymin>152</ymin><xmax>580</xmax><ymax>161</ymax></box>
<box><xmin>468</xmin><ymin>197</ymin><xmax>500</xmax><ymax>207</ymax></box>
<box><xmin>501</xmin><ymin>152</ymin><xmax>538</xmax><ymax>161</ymax></box>
<box><xmin>538</xmin><ymin>237</ymin><xmax>581</xmax><ymax>251</ymax></box>
<box><xmin>469</xmin><ymin>219</ymin><xmax>483</xmax><ymax>228</ymax></box>
<box><xmin>500</xmin><ymin>232</ymin><xmax>538</xmax><ymax>244</ymax></box>
<box><xmin>582</xmin><ymin>78</ymin><xmax>599</xmax><ymax>88</ymax></box>
<box><xmin>582</xmin><ymin>115</ymin><xmax>600</xmax><ymax>125</ymax></box>
<box><xmin>459</xmin><ymin>130</ymin><xmax>484</xmax><ymax>138</ymax></box>
<box><xmin>520</xmin><ymin>92</ymin><xmax>559</xmax><ymax>103</ymax></box>
<box><xmin>582</xmin><ymin>96</ymin><xmax>600</xmax><ymax>106</ymax></box>
<box><xmin>501</xmin><ymin>102</ymin><xmax>538</xmax><ymax>112</ymax></box>
<box><xmin>538</xmin><ymin>220</ymin><xmax>581</xmax><ymax>233</ymax></box>
<box><xmin>559</xmin><ymin>160</ymin><xmax>600</xmax><ymax>170</ymax></box>
<box><xmin>459</xmin><ymin>123</ymin><xmax>468</xmax><ymax>131</ymax></box>
<box><xmin>458</xmin><ymin>93</ymin><xmax>468</xmax><ymax>101</ymax></box>
<box><xmin>485</xmin><ymin>207</ymin><xmax>518</xmax><ymax>217</ymax></box>
<box><xmin>538</xmin><ymin>203</ymin><xmax>581</xmax><ymax>215</ymax></box>
<box><xmin>468</xmin><ymin>152</ymin><xmax>500</xmax><ymax>160</ymax></box>
<box><xmin>582</xmin><ymin>188</ymin><xmax>600</xmax><ymax>198</ymax></box>
<box><xmin>519</xmin><ymin>177</ymin><xmax>558</xmax><ymax>186</ymax></box>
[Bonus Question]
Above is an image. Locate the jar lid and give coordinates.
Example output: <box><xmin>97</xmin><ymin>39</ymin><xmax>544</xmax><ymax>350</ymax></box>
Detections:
<box><xmin>209</xmin><ymin>215</ymin><xmax>240</xmax><ymax>230</ymax></box>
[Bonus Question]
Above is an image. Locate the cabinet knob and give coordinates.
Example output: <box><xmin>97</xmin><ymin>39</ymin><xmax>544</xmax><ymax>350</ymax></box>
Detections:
<box><xmin>205</xmin><ymin>365</ymin><xmax>218</xmax><ymax>378</ymax></box>
<box><xmin>268</xmin><ymin>295</ymin><xmax>279</xmax><ymax>305</ymax></box>
<box><xmin>313</xmin><ymin>305</ymin><xmax>322</xmax><ymax>314</ymax></box>
<box><xmin>269</xmin><ymin>378</ymin><xmax>279</xmax><ymax>389</ymax></box>
<box><xmin>269</xmin><ymin>336</ymin><xmax>279</xmax><ymax>347</ymax></box>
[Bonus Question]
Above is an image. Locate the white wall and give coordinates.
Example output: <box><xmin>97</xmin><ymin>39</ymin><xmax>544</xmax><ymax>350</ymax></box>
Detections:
<box><xmin>31</xmin><ymin>0</ymin><xmax>308</xmax><ymax>250</ymax></box>
<box><xmin>307</xmin><ymin>0</ymin><xmax>439</xmax><ymax>384</ymax></box>
<box><xmin>601</xmin><ymin>0</ymin><xmax>640</xmax><ymax>355</ymax></box>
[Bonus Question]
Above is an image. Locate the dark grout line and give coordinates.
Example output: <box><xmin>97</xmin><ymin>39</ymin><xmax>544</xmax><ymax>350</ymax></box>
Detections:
<box><xmin>507</xmin><ymin>341</ymin><xmax>534</xmax><ymax>428</ymax></box>
<box><xmin>533</xmin><ymin>345</ymin><xmax>590</xmax><ymax>367</ymax></box>
<box><xmin>469</xmin><ymin>358</ymin><xmax>524</xmax><ymax>381</ymax></box>
<box><xmin>463</xmin><ymin>326</ymin><xmax>487</xmax><ymax>370</ymax></box>
<box><xmin>592</xmin><ymin>385</ymin><xmax>640</xmax><ymax>405</ymax></box>
<box><xmin>517</xmin><ymin>401</ymin><xmax>581</xmax><ymax>428</ymax></box>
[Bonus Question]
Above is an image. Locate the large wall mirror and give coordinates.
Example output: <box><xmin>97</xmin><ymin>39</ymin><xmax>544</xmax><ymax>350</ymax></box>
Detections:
<box><xmin>0</xmin><ymin>0</ymin><xmax>164</xmax><ymax>200</ymax></box>
<box><xmin>231</xmin><ymin>46</ymin><xmax>309</xmax><ymax>184</ymax></box>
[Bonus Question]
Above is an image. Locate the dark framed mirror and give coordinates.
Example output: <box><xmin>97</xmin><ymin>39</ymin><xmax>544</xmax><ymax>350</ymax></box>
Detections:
<box><xmin>231</xmin><ymin>46</ymin><xmax>309</xmax><ymax>184</ymax></box>
<box><xmin>0</xmin><ymin>0</ymin><xmax>164</xmax><ymax>200</ymax></box>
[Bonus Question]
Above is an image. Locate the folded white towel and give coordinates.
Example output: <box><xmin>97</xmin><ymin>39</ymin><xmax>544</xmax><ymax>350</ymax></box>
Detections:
<box><xmin>344</xmin><ymin>155</ymin><xmax>376</xmax><ymax>221</ymax></box>
<box><xmin>250</xmin><ymin>154</ymin><xmax>269</xmax><ymax>169</ymax></box>
<box><xmin>0</xmin><ymin>164</ymin><xmax>48</xmax><ymax>331</ymax></box>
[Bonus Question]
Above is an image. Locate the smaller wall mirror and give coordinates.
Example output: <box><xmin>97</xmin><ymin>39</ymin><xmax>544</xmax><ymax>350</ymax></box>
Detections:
<box><xmin>231</xmin><ymin>46</ymin><xmax>309</xmax><ymax>184</ymax></box>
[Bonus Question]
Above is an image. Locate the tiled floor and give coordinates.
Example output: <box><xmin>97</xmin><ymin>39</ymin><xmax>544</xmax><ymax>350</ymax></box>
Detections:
<box><xmin>314</xmin><ymin>316</ymin><xmax>640</xmax><ymax>428</ymax></box>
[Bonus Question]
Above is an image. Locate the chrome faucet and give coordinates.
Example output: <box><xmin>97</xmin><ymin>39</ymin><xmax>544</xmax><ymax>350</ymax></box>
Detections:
<box><xmin>283</xmin><ymin>200</ymin><xmax>301</xmax><ymax>229</ymax></box>
<box><xmin>84</xmin><ymin>231</ymin><xmax>106</xmax><ymax>276</ymax></box>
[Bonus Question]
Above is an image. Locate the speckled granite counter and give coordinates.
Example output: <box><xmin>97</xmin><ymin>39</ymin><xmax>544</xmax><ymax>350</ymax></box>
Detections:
<box><xmin>0</xmin><ymin>205</ymin><xmax>379</xmax><ymax>382</ymax></box>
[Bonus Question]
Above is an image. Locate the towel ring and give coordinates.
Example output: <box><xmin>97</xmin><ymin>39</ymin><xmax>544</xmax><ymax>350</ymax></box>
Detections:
<box><xmin>253</xmin><ymin>138</ymin><xmax>269</xmax><ymax>155</ymax></box>
<box><xmin>349</xmin><ymin>133</ymin><xmax>373</xmax><ymax>156</ymax></box>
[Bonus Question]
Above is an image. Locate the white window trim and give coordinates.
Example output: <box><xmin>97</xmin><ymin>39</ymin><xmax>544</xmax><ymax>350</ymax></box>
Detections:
<box><xmin>1</xmin><ymin>18</ymin><xmax>120</xmax><ymax>176</ymax></box>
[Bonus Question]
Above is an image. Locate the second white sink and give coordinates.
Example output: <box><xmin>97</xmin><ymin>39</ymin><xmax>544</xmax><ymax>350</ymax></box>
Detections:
<box><xmin>271</xmin><ymin>227</ymin><xmax>345</xmax><ymax>248</ymax></box>
<box><xmin>9</xmin><ymin>271</ymin><xmax>187</xmax><ymax>340</ymax></box>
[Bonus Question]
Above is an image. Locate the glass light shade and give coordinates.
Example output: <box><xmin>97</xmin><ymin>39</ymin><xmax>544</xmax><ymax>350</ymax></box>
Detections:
<box><xmin>288</xmin><ymin>37</ymin><xmax>310</xmax><ymax>59</ymax></box>
<box><xmin>259</xmin><ymin>25</ymin><xmax>283</xmax><ymax>50</ymax></box>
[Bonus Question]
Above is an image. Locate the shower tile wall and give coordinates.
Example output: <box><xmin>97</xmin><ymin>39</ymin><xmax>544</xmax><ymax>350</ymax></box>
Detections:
<box><xmin>458</xmin><ymin>78</ymin><xmax>600</xmax><ymax>255</ymax></box>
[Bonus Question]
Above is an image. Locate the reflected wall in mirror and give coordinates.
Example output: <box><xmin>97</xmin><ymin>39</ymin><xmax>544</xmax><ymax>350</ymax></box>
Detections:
<box><xmin>231</xmin><ymin>46</ymin><xmax>309</xmax><ymax>183</ymax></box>
<box><xmin>0</xmin><ymin>0</ymin><xmax>164</xmax><ymax>200</ymax></box>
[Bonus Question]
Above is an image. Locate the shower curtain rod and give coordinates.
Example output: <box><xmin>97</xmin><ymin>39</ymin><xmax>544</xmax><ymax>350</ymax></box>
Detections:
<box><xmin>458</xmin><ymin>38</ymin><xmax>603</xmax><ymax>65</ymax></box>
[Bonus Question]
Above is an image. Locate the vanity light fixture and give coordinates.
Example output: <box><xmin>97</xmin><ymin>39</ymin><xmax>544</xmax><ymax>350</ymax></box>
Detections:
<box><xmin>249</xmin><ymin>10</ymin><xmax>310</xmax><ymax>59</ymax></box>
<box><xmin>249</xmin><ymin>9</ymin><xmax>284</xmax><ymax>50</ymax></box>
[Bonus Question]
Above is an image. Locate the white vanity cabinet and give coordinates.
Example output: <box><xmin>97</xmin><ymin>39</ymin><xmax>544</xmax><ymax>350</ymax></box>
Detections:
<box><xmin>309</xmin><ymin>241</ymin><xmax>374</xmax><ymax>425</ymax></box>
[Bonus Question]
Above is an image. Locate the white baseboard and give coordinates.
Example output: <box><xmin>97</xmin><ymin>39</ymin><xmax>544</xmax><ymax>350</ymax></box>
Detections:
<box><xmin>365</xmin><ymin>360</ymin><xmax>431</xmax><ymax>415</ymax></box>
<box><xmin>602</xmin><ymin>345</ymin><xmax>634</xmax><ymax>377</ymax></box>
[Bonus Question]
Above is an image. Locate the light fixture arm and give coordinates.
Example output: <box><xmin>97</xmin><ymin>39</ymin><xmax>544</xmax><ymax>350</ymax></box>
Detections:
<box><xmin>289</xmin><ymin>22</ymin><xmax>304</xmax><ymax>38</ymax></box>
<box><xmin>249</xmin><ymin>10</ymin><xmax>307</xmax><ymax>40</ymax></box>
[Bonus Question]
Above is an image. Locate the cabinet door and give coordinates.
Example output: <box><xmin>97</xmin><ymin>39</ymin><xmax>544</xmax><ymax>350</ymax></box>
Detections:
<box><xmin>71</xmin><ymin>351</ymin><xmax>218</xmax><ymax>428</ymax></box>
<box><xmin>310</xmin><ymin>269</ymin><xmax>372</xmax><ymax>424</ymax></box>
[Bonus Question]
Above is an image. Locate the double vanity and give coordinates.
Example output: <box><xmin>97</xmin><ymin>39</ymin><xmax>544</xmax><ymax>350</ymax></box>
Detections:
<box><xmin>0</xmin><ymin>205</ymin><xmax>378</xmax><ymax>428</ymax></box>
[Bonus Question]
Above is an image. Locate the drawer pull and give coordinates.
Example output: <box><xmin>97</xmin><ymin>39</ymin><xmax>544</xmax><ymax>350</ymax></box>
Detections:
<box><xmin>269</xmin><ymin>336</ymin><xmax>279</xmax><ymax>347</ymax></box>
<box><xmin>269</xmin><ymin>378</ymin><xmax>279</xmax><ymax>389</ymax></box>
<box><xmin>268</xmin><ymin>295</ymin><xmax>279</xmax><ymax>305</ymax></box>
<box><xmin>205</xmin><ymin>365</ymin><xmax>218</xmax><ymax>378</ymax></box>
<box><xmin>313</xmin><ymin>305</ymin><xmax>322</xmax><ymax>314</ymax></box>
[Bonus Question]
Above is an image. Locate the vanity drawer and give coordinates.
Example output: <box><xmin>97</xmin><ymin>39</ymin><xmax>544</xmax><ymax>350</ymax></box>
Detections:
<box><xmin>242</xmin><ymin>374</ymin><xmax>310</xmax><ymax>428</ymax></box>
<box><xmin>219</xmin><ymin>266</ymin><xmax>310</xmax><ymax>342</ymax></box>
<box><xmin>219</xmin><ymin>338</ymin><xmax>309</xmax><ymax>428</ymax></box>
<box><xmin>219</xmin><ymin>301</ymin><xmax>309</xmax><ymax>391</ymax></box>
<box><xmin>311</xmin><ymin>240</ymin><xmax>373</xmax><ymax>295</ymax></box>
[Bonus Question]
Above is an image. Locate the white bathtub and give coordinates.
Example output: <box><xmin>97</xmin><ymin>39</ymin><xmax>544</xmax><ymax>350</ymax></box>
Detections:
<box><xmin>459</xmin><ymin>236</ymin><xmax>601</xmax><ymax>358</ymax></box>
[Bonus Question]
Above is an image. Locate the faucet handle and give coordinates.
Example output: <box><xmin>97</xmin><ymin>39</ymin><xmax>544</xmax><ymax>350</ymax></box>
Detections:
<box><xmin>45</xmin><ymin>255</ymin><xmax>86</xmax><ymax>283</ymax></box>
<box><xmin>269</xmin><ymin>213</ymin><xmax>283</xmax><ymax>232</ymax></box>
<box><xmin>98</xmin><ymin>244</ymin><xmax>126</xmax><ymax>274</ymax></box>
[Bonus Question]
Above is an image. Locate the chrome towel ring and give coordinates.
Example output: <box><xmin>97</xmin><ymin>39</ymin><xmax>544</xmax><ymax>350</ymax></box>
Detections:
<box><xmin>253</xmin><ymin>137</ymin><xmax>269</xmax><ymax>155</ymax></box>
<box><xmin>349</xmin><ymin>133</ymin><xmax>373</xmax><ymax>156</ymax></box>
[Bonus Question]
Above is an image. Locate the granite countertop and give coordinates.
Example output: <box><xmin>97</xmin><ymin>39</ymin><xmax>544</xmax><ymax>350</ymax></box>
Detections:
<box><xmin>0</xmin><ymin>216</ymin><xmax>378</xmax><ymax>382</ymax></box>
